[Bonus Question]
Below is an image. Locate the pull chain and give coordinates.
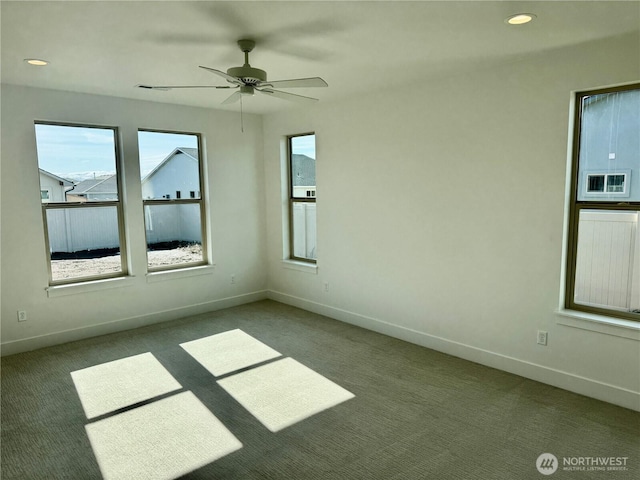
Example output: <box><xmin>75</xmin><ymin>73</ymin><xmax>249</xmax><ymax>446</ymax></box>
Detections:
<box><xmin>240</xmin><ymin>94</ymin><xmax>244</xmax><ymax>133</ymax></box>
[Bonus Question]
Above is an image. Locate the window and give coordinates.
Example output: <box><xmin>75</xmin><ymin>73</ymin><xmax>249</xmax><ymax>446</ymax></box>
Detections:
<box><xmin>35</xmin><ymin>123</ymin><xmax>127</xmax><ymax>284</ymax></box>
<box><xmin>566</xmin><ymin>84</ymin><xmax>640</xmax><ymax>320</ymax></box>
<box><xmin>587</xmin><ymin>174</ymin><xmax>605</xmax><ymax>192</ymax></box>
<box><xmin>138</xmin><ymin>130</ymin><xmax>207</xmax><ymax>270</ymax></box>
<box><xmin>585</xmin><ymin>172</ymin><xmax>628</xmax><ymax>195</ymax></box>
<box><xmin>288</xmin><ymin>133</ymin><xmax>317</xmax><ymax>263</ymax></box>
<box><xmin>608</xmin><ymin>174</ymin><xmax>626</xmax><ymax>193</ymax></box>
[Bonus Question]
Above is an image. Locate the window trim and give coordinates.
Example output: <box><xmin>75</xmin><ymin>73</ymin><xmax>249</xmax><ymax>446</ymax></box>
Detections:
<box><xmin>556</xmin><ymin>308</ymin><xmax>640</xmax><ymax>341</ymax></box>
<box><xmin>565</xmin><ymin>83</ymin><xmax>640</xmax><ymax>322</ymax></box>
<box><xmin>138</xmin><ymin>128</ymin><xmax>208</xmax><ymax>272</ymax></box>
<box><xmin>36</xmin><ymin>121</ymin><xmax>128</xmax><ymax>286</ymax></box>
<box><xmin>288</xmin><ymin>132</ymin><xmax>317</xmax><ymax>264</ymax></box>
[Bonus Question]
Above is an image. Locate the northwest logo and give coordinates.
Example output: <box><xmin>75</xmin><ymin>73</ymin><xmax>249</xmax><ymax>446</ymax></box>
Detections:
<box><xmin>536</xmin><ymin>453</ymin><xmax>559</xmax><ymax>475</ymax></box>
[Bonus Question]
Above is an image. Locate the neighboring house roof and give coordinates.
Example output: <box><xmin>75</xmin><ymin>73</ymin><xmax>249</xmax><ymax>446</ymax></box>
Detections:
<box><xmin>291</xmin><ymin>154</ymin><xmax>316</xmax><ymax>186</ymax></box>
<box><xmin>70</xmin><ymin>175</ymin><xmax>117</xmax><ymax>195</ymax></box>
<box><xmin>38</xmin><ymin>168</ymin><xmax>74</xmax><ymax>186</ymax></box>
<box><xmin>142</xmin><ymin>147</ymin><xmax>199</xmax><ymax>183</ymax></box>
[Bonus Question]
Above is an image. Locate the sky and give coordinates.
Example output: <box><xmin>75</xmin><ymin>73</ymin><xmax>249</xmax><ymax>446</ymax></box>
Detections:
<box><xmin>291</xmin><ymin>134</ymin><xmax>316</xmax><ymax>159</ymax></box>
<box><xmin>35</xmin><ymin>124</ymin><xmax>198</xmax><ymax>181</ymax></box>
<box><xmin>138</xmin><ymin>131</ymin><xmax>198</xmax><ymax>177</ymax></box>
<box><xmin>35</xmin><ymin>124</ymin><xmax>314</xmax><ymax>181</ymax></box>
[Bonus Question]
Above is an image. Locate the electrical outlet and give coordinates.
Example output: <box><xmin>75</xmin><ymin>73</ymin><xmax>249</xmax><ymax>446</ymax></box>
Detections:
<box><xmin>230</xmin><ymin>274</ymin><xmax>236</xmax><ymax>284</ymax></box>
<box><xmin>323</xmin><ymin>282</ymin><xmax>329</xmax><ymax>292</ymax></box>
<box><xmin>17</xmin><ymin>311</ymin><xmax>27</xmax><ymax>322</ymax></box>
<box><xmin>537</xmin><ymin>330</ymin><xmax>548</xmax><ymax>346</ymax></box>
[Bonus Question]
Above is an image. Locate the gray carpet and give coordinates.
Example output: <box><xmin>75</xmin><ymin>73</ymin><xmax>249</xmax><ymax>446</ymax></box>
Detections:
<box><xmin>2</xmin><ymin>300</ymin><xmax>639</xmax><ymax>479</ymax></box>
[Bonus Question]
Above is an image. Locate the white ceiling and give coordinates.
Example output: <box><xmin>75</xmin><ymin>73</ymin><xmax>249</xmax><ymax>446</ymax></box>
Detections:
<box><xmin>2</xmin><ymin>1</ymin><xmax>639</xmax><ymax>115</ymax></box>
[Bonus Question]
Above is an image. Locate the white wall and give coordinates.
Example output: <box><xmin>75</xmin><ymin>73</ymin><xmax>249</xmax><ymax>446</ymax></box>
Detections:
<box><xmin>263</xmin><ymin>33</ymin><xmax>640</xmax><ymax>410</ymax></box>
<box><xmin>1</xmin><ymin>85</ymin><xmax>267</xmax><ymax>353</ymax></box>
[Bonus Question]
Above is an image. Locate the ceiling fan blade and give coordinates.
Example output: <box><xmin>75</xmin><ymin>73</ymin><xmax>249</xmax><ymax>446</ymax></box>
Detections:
<box><xmin>136</xmin><ymin>85</ymin><xmax>171</xmax><ymax>91</ymax></box>
<box><xmin>222</xmin><ymin>91</ymin><xmax>242</xmax><ymax>105</ymax></box>
<box><xmin>258</xmin><ymin>77</ymin><xmax>328</xmax><ymax>89</ymax></box>
<box><xmin>137</xmin><ymin>84</ymin><xmax>232</xmax><ymax>91</ymax></box>
<box><xmin>256</xmin><ymin>88</ymin><xmax>319</xmax><ymax>104</ymax></box>
<box><xmin>199</xmin><ymin>66</ymin><xmax>243</xmax><ymax>86</ymax></box>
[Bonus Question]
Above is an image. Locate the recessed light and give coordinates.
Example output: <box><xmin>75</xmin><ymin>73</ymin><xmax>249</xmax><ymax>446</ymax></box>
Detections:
<box><xmin>25</xmin><ymin>58</ymin><xmax>49</xmax><ymax>66</ymax></box>
<box><xmin>505</xmin><ymin>13</ymin><xmax>536</xmax><ymax>25</ymax></box>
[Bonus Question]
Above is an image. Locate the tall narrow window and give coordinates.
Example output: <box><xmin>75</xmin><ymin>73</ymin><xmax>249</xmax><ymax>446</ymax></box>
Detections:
<box><xmin>138</xmin><ymin>130</ymin><xmax>207</xmax><ymax>270</ymax></box>
<box><xmin>35</xmin><ymin>123</ymin><xmax>127</xmax><ymax>284</ymax></box>
<box><xmin>566</xmin><ymin>84</ymin><xmax>640</xmax><ymax>320</ymax></box>
<box><xmin>289</xmin><ymin>133</ymin><xmax>317</xmax><ymax>262</ymax></box>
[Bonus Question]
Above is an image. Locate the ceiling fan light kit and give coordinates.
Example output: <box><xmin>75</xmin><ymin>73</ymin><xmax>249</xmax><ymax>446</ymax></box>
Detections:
<box><xmin>137</xmin><ymin>38</ymin><xmax>327</xmax><ymax>105</ymax></box>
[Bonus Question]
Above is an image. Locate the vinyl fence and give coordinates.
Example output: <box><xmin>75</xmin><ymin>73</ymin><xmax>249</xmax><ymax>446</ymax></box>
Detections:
<box><xmin>46</xmin><ymin>207</ymin><xmax>120</xmax><ymax>253</ymax></box>
<box><xmin>46</xmin><ymin>205</ymin><xmax>201</xmax><ymax>254</ymax></box>
<box><xmin>574</xmin><ymin>210</ymin><xmax>639</xmax><ymax>311</ymax></box>
<box><xmin>292</xmin><ymin>202</ymin><xmax>317</xmax><ymax>259</ymax></box>
<box><xmin>143</xmin><ymin>204</ymin><xmax>202</xmax><ymax>245</ymax></box>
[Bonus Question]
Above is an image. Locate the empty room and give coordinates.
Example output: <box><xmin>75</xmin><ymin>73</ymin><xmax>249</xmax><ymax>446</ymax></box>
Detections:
<box><xmin>1</xmin><ymin>1</ymin><xmax>639</xmax><ymax>479</ymax></box>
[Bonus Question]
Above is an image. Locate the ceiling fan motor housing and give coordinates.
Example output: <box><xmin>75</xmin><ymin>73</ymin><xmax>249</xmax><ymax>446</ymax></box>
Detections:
<box><xmin>227</xmin><ymin>65</ymin><xmax>267</xmax><ymax>84</ymax></box>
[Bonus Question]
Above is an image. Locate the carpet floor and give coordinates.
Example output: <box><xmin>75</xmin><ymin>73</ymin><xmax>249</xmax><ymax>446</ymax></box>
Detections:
<box><xmin>1</xmin><ymin>300</ymin><xmax>639</xmax><ymax>479</ymax></box>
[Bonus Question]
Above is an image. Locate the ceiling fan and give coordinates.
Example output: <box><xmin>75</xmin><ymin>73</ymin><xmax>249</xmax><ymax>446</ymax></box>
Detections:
<box><xmin>137</xmin><ymin>39</ymin><xmax>328</xmax><ymax>104</ymax></box>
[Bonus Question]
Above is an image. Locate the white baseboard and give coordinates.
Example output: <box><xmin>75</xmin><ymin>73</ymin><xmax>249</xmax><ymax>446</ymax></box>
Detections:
<box><xmin>267</xmin><ymin>290</ymin><xmax>640</xmax><ymax>412</ymax></box>
<box><xmin>0</xmin><ymin>290</ymin><xmax>268</xmax><ymax>357</ymax></box>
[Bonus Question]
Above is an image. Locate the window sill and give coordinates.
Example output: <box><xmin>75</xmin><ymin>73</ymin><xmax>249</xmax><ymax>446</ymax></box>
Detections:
<box><xmin>556</xmin><ymin>309</ymin><xmax>640</xmax><ymax>341</ymax></box>
<box><xmin>282</xmin><ymin>259</ymin><xmax>318</xmax><ymax>274</ymax></box>
<box><xmin>46</xmin><ymin>276</ymin><xmax>136</xmax><ymax>298</ymax></box>
<box><xmin>146</xmin><ymin>264</ymin><xmax>215</xmax><ymax>283</ymax></box>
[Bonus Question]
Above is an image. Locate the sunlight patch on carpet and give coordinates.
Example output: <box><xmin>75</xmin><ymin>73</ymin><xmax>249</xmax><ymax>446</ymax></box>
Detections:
<box><xmin>85</xmin><ymin>391</ymin><xmax>242</xmax><ymax>480</ymax></box>
<box><xmin>71</xmin><ymin>352</ymin><xmax>182</xmax><ymax>419</ymax></box>
<box><xmin>180</xmin><ymin>329</ymin><xmax>281</xmax><ymax>376</ymax></box>
<box><xmin>217</xmin><ymin>357</ymin><xmax>355</xmax><ymax>432</ymax></box>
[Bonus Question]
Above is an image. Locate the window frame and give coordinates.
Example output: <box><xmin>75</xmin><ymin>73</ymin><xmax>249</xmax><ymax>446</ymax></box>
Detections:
<box><xmin>36</xmin><ymin>121</ymin><xmax>128</xmax><ymax>285</ymax></box>
<box><xmin>138</xmin><ymin>128</ymin><xmax>208</xmax><ymax>272</ymax></box>
<box><xmin>288</xmin><ymin>132</ymin><xmax>317</xmax><ymax>264</ymax></box>
<box><xmin>565</xmin><ymin>83</ymin><xmax>640</xmax><ymax>321</ymax></box>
